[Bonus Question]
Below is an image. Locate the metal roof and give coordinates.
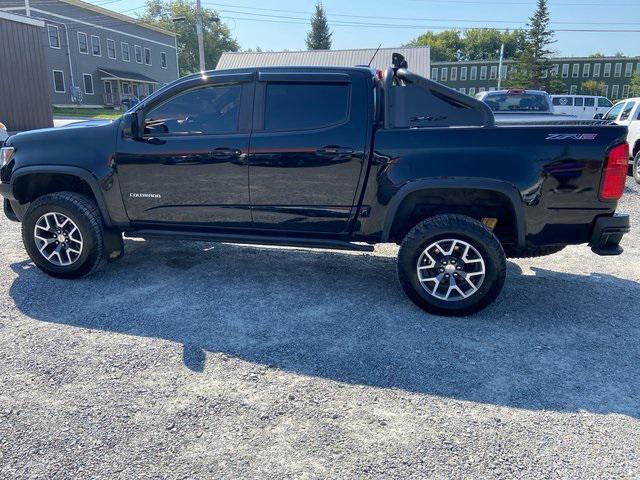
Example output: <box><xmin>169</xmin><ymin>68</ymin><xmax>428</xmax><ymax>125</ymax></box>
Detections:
<box><xmin>98</xmin><ymin>68</ymin><xmax>158</xmax><ymax>83</ymax></box>
<box><xmin>216</xmin><ymin>47</ymin><xmax>431</xmax><ymax>78</ymax></box>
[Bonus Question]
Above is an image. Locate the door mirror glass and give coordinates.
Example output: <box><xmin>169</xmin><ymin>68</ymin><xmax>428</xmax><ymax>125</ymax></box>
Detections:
<box><xmin>121</xmin><ymin>112</ymin><xmax>140</xmax><ymax>139</ymax></box>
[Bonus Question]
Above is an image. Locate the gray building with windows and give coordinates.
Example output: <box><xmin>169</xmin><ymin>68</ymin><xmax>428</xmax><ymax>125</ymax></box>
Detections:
<box><xmin>432</xmin><ymin>56</ymin><xmax>640</xmax><ymax>100</ymax></box>
<box><xmin>0</xmin><ymin>0</ymin><xmax>179</xmax><ymax>107</ymax></box>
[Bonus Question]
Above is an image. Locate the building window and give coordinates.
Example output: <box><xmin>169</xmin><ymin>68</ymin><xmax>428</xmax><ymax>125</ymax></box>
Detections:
<box><xmin>624</xmin><ymin>63</ymin><xmax>633</xmax><ymax>77</ymax></box>
<box><xmin>614</xmin><ymin>63</ymin><xmax>622</xmax><ymax>77</ymax></box>
<box><xmin>603</xmin><ymin>63</ymin><xmax>611</xmax><ymax>77</ymax></box>
<box><xmin>470</xmin><ymin>66</ymin><xmax>477</xmax><ymax>80</ymax></box>
<box><xmin>77</xmin><ymin>32</ymin><xmax>88</xmax><ymax>54</ymax></box>
<box><xmin>135</xmin><ymin>45</ymin><xmax>143</xmax><ymax>63</ymax></box>
<box><xmin>500</xmin><ymin>65</ymin><xmax>507</xmax><ymax>79</ymax></box>
<box><xmin>561</xmin><ymin>64</ymin><xmax>569</xmax><ymax>78</ymax></box>
<box><xmin>469</xmin><ymin>87</ymin><xmax>476</xmax><ymax>95</ymax></box>
<box><xmin>148</xmin><ymin>83</ymin><xmax>154</xmax><ymax>94</ymax></box>
<box><xmin>83</xmin><ymin>73</ymin><xmax>94</xmax><ymax>95</ymax></box>
<box><xmin>450</xmin><ymin>67</ymin><xmax>457</xmax><ymax>81</ymax></box>
<box><xmin>551</xmin><ymin>64</ymin><xmax>559</xmax><ymax>76</ymax></box>
<box><xmin>542</xmin><ymin>68</ymin><xmax>548</xmax><ymax>79</ymax></box>
<box><xmin>480</xmin><ymin>66</ymin><xmax>487</xmax><ymax>80</ymax></box>
<box><xmin>48</xmin><ymin>25</ymin><xmax>60</xmax><ymax>49</ymax></box>
<box><xmin>572</xmin><ymin>64</ymin><xmax>579</xmax><ymax>78</ymax></box>
<box><xmin>489</xmin><ymin>65</ymin><xmax>497</xmax><ymax>80</ymax></box>
<box><xmin>570</xmin><ymin>85</ymin><xmax>577</xmax><ymax>94</ymax></box>
<box><xmin>593</xmin><ymin>63</ymin><xmax>601</xmax><ymax>77</ymax></box>
<box><xmin>161</xmin><ymin>52</ymin><xmax>167</xmax><ymax>69</ymax></box>
<box><xmin>431</xmin><ymin>68</ymin><xmax>438</xmax><ymax>81</ymax></box>
<box><xmin>637</xmin><ymin>62</ymin><xmax>640</xmax><ymax>74</ymax></box>
<box><xmin>602</xmin><ymin>84</ymin><xmax>608</xmax><ymax>97</ymax></box>
<box><xmin>52</xmin><ymin>70</ymin><xmax>65</xmax><ymax>93</ymax></box>
<box><xmin>144</xmin><ymin>47</ymin><xmax>152</xmax><ymax>65</ymax></box>
<box><xmin>440</xmin><ymin>67</ymin><xmax>448</xmax><ymax>81</ymax></box>
<box><xmin>121</xmin><ymin>42</ymin><xmax>130</xmax><ymax>62</ymax></box>
<box><xmin>91</xmin><ymin>35</ymin><xmax>101</xmax><ymax>56</ymax></box>
<box><xmin>459</xmin><ymin>87</ymin><xmax>466</xmax><ymax>94</ymax></box>
<box><xmin>107</xmin><ymin>39</ymin><xmax>116</xmax><ymax>59</ymax></box>
<box><xmin>479</xmin><ymin>87</ymin><xmax>486</xmax><ymax>92</ymax></box>
<box><xmin>583</xmin><ymin>63</ymin><xmax>590</xmax><ymax>77</ymax></box>
<box><xmin>611</xmin><ymin>84</ymin><xmax>619</xmax><ymax>98</ymax></box>
<box><xmin>622</xmin><ymin>84</ymin><xmax>630</xmax><ymax>98</ymax></box>
<box><xmin>460</xmin><ymin>66</ymin><xmax>467</xmax><ymax>80</ymax></box>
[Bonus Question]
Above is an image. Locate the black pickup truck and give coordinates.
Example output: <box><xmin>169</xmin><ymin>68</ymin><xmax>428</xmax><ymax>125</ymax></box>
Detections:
<box><xmin>0</xmin><ymin>59</ymin><xmax>631</xmax><ymax>316</ymax></box>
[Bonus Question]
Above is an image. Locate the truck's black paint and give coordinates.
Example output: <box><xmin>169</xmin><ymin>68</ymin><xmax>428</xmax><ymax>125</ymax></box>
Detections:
<box><xmin>0</xmin><ymin>66</ymin><xmax>630</xmax><ymax>255</ymax></box>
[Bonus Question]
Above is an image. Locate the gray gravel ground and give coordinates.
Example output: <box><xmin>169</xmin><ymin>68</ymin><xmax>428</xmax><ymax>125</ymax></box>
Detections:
<box><xmin>1</xmin><ymin>178</ymin><xmax>639</xmax><ymax>479</ymax></box>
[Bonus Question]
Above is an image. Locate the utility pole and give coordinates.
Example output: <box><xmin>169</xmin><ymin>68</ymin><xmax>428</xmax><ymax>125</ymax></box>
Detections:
<box><xmin>25</xmin><ymin>0</ymin><xmax>31</xmax><ymax>16</ymax></box>
<box><xmin>195</xmin><ymin>0</ymin><xmax>206</xmax><ymax>72</ymax></box>
<box><xmin>497</xmin><ymin>43</ymin><xmax>504</xmax><ymax>90</ymax></box>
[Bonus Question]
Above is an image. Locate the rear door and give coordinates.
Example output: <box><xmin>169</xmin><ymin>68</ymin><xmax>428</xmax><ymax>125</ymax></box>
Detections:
<box><xmin>248</xmin><ymin>71</ymin><xmax>369</xmax><ymax>234</ymax></box>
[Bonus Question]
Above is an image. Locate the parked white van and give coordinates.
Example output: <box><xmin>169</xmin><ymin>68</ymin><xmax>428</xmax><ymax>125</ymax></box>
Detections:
<box><xmin>550</xmin><ymin>95</ymin><xmax>613</xmax><ymax>120</ymax></box>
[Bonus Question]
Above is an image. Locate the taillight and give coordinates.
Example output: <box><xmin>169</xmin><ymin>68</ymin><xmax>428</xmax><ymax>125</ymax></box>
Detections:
<box><xmin>599</xmin><ymin>143</ymin><xmax>629</xmax><ymax>201</ymax></box>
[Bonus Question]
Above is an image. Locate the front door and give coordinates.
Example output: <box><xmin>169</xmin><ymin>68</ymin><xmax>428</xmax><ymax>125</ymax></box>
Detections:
<box><xmin>103</xmin><ymin>80</ymin><xmax>113</xmax><ymax>105</ymax></box>
<box><xmin>116</xmin><ymin>78</ymin><xmax>254</xmax><ymax>228</ymax></box>
<box><xmin>248</xmin><ymin>73</ymin><xmax>368</xmax><ymax>234</ymax></box>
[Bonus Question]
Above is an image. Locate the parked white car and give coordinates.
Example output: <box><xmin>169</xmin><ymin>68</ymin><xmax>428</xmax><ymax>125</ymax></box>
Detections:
<box><xmin>550</xmin><ymin>95</ymin><xmax>613</xmax><ymax>120</ymax></box>
<box><xmin>601</xmin><ymin>98</ymin><xmax>640</xmax><ymax>183</ymax></box>
<box><xmin>476</xmin><ymin>89</ymin><xmax>576</xmax><ymax>124</ymax></box>
<box><xmin>0</xmin><ymin>121</ymin><xmax>7</xmax><ymax>146</ymax></box>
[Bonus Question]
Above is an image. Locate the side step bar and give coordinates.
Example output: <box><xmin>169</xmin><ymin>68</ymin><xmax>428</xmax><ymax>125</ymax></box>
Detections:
<box><xmin>125</xmin><ymin>229</ymin><xmax>375</xmax><ymax>252</ymax></box>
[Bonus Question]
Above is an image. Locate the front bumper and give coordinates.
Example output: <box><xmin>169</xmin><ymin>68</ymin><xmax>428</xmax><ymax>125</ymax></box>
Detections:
<box><xmin>589</xmin><ymin>214</ymin><xmax>630</xmax><ymax>256</ymax></box>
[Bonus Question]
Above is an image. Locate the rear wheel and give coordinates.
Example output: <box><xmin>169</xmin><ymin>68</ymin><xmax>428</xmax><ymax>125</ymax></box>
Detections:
<box><xmin>398</xmin><ymin>214</ymin><xmax>506</xmax><ymax>316</ymax></box>
<box><xmin>22</xmin><ymin>192</ymin><xmax>107</xmax><ymax>278</ymax></box>
<box><xmin>633</xmin><ymin>151</ymin><xmax>640</xmax><ymax>185</ymax></box>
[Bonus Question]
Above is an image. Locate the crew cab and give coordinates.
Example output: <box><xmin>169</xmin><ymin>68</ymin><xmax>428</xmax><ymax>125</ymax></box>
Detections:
<box><xmin>0</xmin><ymin>59</ymin><xmax>631</xmax><ymax>316</ymax></box>
<box><xmin>600</xmin><ymin>97</ymin><xmax>640</xmax><ymax>183</ymax></box>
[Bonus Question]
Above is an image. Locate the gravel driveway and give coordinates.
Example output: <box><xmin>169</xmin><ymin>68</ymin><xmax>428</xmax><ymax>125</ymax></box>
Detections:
<box><xmin>1</xmin><ymin>179</ymin><xmax>639</xmax><ymax>479</ymax></box>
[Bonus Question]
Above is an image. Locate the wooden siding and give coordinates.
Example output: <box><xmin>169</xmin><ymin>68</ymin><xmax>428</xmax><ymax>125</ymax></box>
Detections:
<box><xmin>0</xmin><ymin>17</ymin><xmax>53</xmax><ymax>132</ymax></box>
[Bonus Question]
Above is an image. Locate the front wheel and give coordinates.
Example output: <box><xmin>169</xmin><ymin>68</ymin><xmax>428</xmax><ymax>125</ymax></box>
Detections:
<box><xmin>22</xmin><ymin>192</ymin><xmax>107</xmax><ymax>278</ymax></box>
<box><xmin>398</xmin><ymin>214</ymin><xmax>506</xmax><ymax>316</ymax></box>
<box><xmin>633</xmin><ymin>151</ymin><xmax>640</xmax><ymax>185</ymax></box>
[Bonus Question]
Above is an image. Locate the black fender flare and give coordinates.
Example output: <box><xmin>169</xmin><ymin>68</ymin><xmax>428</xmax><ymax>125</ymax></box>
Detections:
<box><xmin>381</xmin><ymin>177</ymin><xmax>526</xmax><ymax>248</ymax></box>
<box><xmin>10</xmin><ymin>165</ymin><xmax>114</xmax><ymax>228</ymax></box>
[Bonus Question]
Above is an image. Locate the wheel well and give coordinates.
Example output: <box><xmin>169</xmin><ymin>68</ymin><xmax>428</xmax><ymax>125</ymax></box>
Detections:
<box><xmin>633</xmin><ymin>140</ymin><xmax>640</xmax><ymax>158</ymax></box>
<box><xmin>388</xmin><ymin>188</ymin><xmax>518</xmax><ymax>246</ymax></box>
<box><xmin>13</xmin><ymin>173</ymin><xmax>96</xmax><ymax>206</ymax></box>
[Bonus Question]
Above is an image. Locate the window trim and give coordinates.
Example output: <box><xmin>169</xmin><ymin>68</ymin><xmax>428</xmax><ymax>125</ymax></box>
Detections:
<box><xmin>52</xmin><ymin>69</ymin><xmax>65</xmax><ymax>93</ymax></box>
<box><xmin>571</xmin><ymin>64</ymin><xmax>579</xmax><ymax>78</ymax></box>
<box><xmin>440</xmin><ymin>67</ymin><xmax>448</xmax><ymax>81</ymax></box>
<box><xmin>460</xmin><ymin>66</ymin><xmax>467</xmax><ymax>80</ymax></box>
<box><xmin>470</xmin><ymin>66</ymin><xmax>477</xmax><ymax>80</ymax></box>
<box><xmin>613</xmin><ymin>63</ymin><xmax>622</xmax><ymax>77</ymax></box>
<box><xmin>77</xmin><ymin>31</ymin><xmax>88</xmax><ymax>54</ymax></box>
<box><xmin>624</xmin><ymin>63</ymin><xmax>633</xmax><ymax>77</ymax></box>
<box><xmin>134</xmin><ymin>45</ymin><xmax>143</xmax><ymax>64</ymax></box>
<box><xmin>480</xmin><ymin>65</ymin><xmax>487</xmax><ymax>80</ymax></box>
<box><xmin>47</xmin><ymin>24</ymin><xmax>61</xmax><ymax>49</ymax></box>
<box><xmin>260</xmin><ymin>81</ymin><xmax>352</xmax><ymax>133</ymax></box>
<box><xmin>450</xmin><ymin>66</ymin><xmax>457</xmax><ymax>81</ymax></box>
<box><xmin>561</xmin><ymin>64</ymin><xmax>569</xmax><ymax>78</ymax></box>
<box><xmin>121</xmin><ymin>42</ymin><xmax>130</xmax><ymax>62</ymax></box>
<box><xmin>90</xmin><ymin>34</ymin><xmax>101</xmax><ymax>56</ymax></box>
<box><xmin>144</xmin><ymin>47</ymin><xmax>152</xmax><ymax>66</ymax></box>
<box><xmin>160</xmin><ymin>51</ymin><xmax>168</xmax><ymax>69</ymax></box>
<box><xmin>582</xmin><ymin>63</ymin><xmax>590</xmax><ymax>77</ymax></box>
<box><xmin>106</xmin><ymin>38</ymin><xmax>116</xmax><ymax>59</ymax></box>
<box><xmin>82</xmin><ymin>73</ymin><xmax>94</xmax><ymax>95</ymax></box>
<box><xmin>593</xmin><ymin>63</ymin><xmax>601</xmax><ymax>77</ymax></box>
<box><xmin>431</xmin><ymin>68</ymin><xmax>438</xmax><ymax>81</ymax></box>
<box><xmin>489</xmin><ymin>65</ymin><xmax>497</xmax><ymax>80</ymax></box>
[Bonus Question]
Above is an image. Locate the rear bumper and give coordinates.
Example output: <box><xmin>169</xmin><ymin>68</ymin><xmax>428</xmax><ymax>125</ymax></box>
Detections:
<box><xmin>589</xmin><ymin>214</ymin><xmax>630</xmax><ymax>256</ymax></box>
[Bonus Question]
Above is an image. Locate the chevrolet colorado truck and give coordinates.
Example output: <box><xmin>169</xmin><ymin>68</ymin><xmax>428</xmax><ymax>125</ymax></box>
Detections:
<box><xmin>0</xmin><ymin>59</ymin><xmax>631</xmax><ymax>316</ymax></box>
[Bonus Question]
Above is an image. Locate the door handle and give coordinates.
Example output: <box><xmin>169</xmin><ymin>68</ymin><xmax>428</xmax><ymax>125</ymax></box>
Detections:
<box><xmin>316</xmin><ymin>146</ymin><xmax>354</xmax><ymax>156</ymax></box>
<box><xmin>209</xmin><ymin>148</ymin><xmax>242</xmax><ymax>158</ymax></box>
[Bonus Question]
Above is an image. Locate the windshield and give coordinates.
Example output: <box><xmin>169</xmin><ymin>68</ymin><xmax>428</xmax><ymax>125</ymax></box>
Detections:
<box><xmin>481</xmin><ymin>92</ymin><xmax>551</xmax><ymax>112</ymax></box>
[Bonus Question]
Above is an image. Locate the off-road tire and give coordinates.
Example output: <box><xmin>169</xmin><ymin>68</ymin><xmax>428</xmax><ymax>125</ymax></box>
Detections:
<box><xmin>503</xmin><ymin>245</ymin><xmax>566</xmax><ymax>259</ymax></box>
<box><xmin>398</xmin><ymin>214</ymin><xmax>506</xmax><ymax>316</ymax></box>
<box><xmin>633</xmin><ymin>151</ymin><xmax>640</xmax><ymax>185</ymax></box>
<box><xmin>22</xmin><ymin>192</ymin><xmax>106</xmax><ymax>278</ymax></box>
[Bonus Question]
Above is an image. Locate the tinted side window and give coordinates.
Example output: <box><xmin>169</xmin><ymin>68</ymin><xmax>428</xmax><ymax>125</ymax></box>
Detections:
<box><xmin>598</xmin><ymin>97</ymin><xmax>612</xmax><ymax>107</ymax></box>
<box><xmin>144</xmin><ymin>84</ymin><xmax>242</xmax><ymax>135</ymax></box>
<box><xmin>584</xmin><ymin>97</ymin><xmax>595</xmax><ymax>107</ymax></box>
<box><xmin>552</xmin><ymin>96</ymin><xmax>573</xmax><ymax>106</ymax></box>
<box><xmin>264</xmin><ymin>82</ymin><xmax>350</xmax><ymax>131</ymax></box>
<box><xmin>574</xmin><ymin>97</ymin><xmax>584</xmax><ymax>106</ymax></box>
<box><xmin>603</xmin><ymin>102</ymin><xmax>624</xmax><ymax>120</ymax></box>
<box><xmin>620</xmin><ymin>102</ymin><xmax>635</xmax><ymax>121</ymax></box>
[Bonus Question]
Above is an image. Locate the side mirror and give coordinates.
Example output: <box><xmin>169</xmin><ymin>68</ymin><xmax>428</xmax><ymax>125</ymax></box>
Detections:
<box><xmin>593</xmin><ymin>113</ymin><xmax>603</xmax><ymax>119</ymax></box>
<box><xmin>121</xmin><ymin>112</ymin><xmax>141</xmax><ymax>139</ymax></box>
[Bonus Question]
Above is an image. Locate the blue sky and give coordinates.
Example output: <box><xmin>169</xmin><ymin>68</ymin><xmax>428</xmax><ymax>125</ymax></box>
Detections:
<box><xmin>104</xmin><ymin>0</ymin><xmax>640</xmax><ymax>56</ymax></box>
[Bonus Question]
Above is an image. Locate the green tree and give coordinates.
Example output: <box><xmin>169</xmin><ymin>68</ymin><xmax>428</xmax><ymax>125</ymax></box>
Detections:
<box><xmin>462</xmin><ymin>29</ymin><xmax>525</xmax><ymax>61</ymax></box>
<box><xmin>138</xmin><ymin>0</ymin><xmax>239</xmax><ymax>76</ymax></box>
<box><xmin>405</xmin><ymin>30</ymin><xmax>463</xmax><ymax>61</ymax></box>
<box><xmin>507</xmin><ymin>0</ymin><xmax>556</xmax><ymax>90</ymax></box>
<box><xmin>582</xmin><ymin>80</ymin><xmax>605</xmax><ymax>95</ymax></box>
<box><xmin>306</xmin><ymin>2</ymin><xmax>332</xmax><ymax>50</ymax></box>
<box><xmin>631</xmin><ymin>73</ymin><xmax>640</xmax><ymax>97</ymax></box>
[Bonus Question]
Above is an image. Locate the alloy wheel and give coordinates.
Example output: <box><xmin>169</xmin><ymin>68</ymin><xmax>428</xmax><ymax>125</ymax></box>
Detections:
<box><xmin>33</xmin><ymin>212</ymin><xmax>83</xmax><ymax>266</ymax></box>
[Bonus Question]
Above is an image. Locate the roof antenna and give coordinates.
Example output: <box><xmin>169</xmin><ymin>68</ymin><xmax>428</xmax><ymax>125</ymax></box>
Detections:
<box><xmin>367</xmin><ymin>44</ymin><xmax>382</xmax><ymax>67</ymax></box>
